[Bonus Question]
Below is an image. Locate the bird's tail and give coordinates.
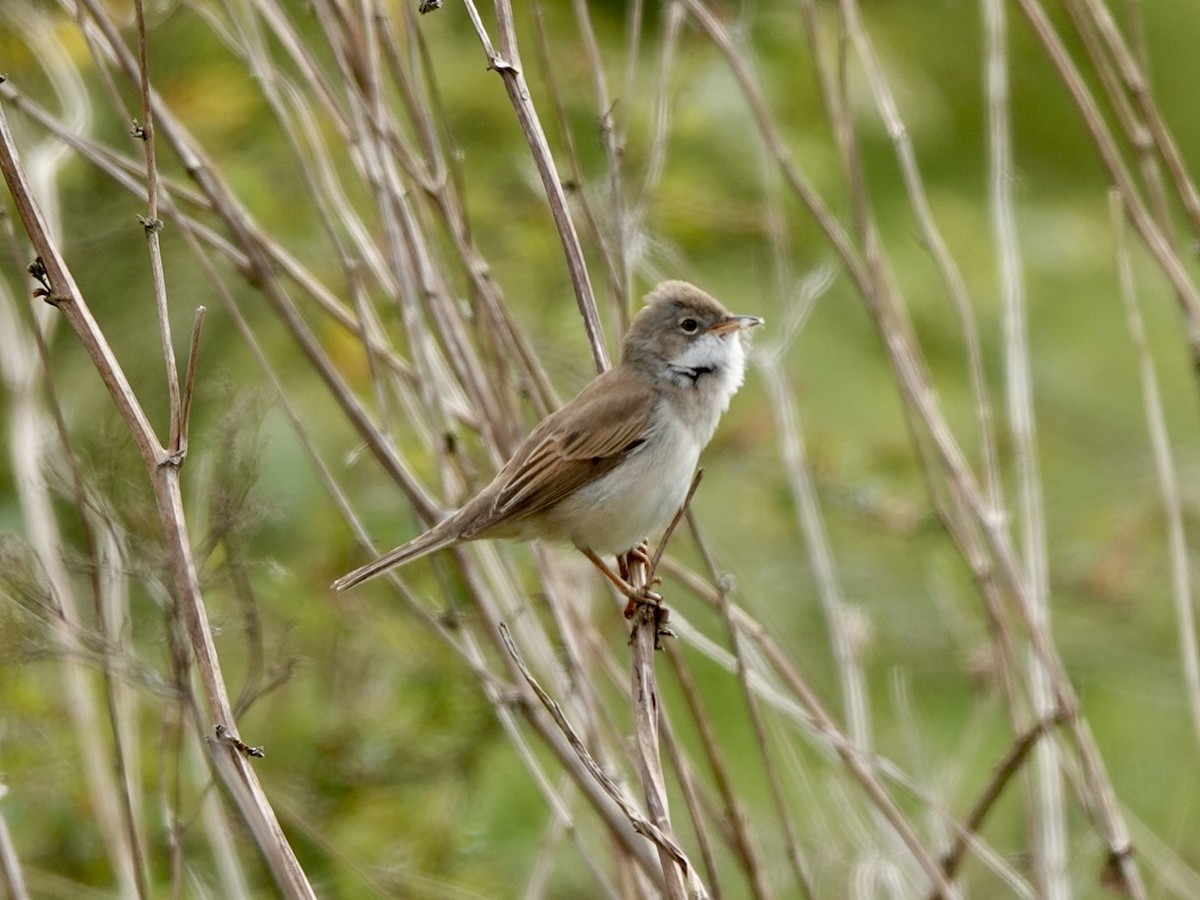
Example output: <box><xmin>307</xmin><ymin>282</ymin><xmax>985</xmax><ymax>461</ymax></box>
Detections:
<box><xmin>332</xmin><ymin>527</ymin><xmax>459</xmax><ymax>592</ymax></box>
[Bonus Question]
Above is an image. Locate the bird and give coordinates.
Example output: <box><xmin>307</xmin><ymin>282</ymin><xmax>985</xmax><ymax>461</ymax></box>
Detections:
<box><xmin>333</xmin><ymin>280</ymin><xmax>762</xmax><ymax>600</ymax></box>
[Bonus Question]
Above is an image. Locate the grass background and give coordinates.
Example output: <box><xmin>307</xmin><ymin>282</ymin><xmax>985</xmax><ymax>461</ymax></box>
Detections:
<box><xmin>2</xmin><ymin>0</ymin><xmax>1200</xmax><ymax>896</ymax></box>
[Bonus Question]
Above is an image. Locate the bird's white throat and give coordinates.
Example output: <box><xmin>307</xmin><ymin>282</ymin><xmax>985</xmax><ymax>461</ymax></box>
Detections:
<box><xmin>665</xmin><ymin>332</ymin><xmax>747</xmax><ymax>444</ymax></box>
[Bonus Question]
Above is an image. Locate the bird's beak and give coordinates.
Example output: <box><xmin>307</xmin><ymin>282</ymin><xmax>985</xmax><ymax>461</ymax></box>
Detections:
<box><xmin>708</xmin><ymin>314</ymin><xmax>764</xmax><ymax>337</ymax></box>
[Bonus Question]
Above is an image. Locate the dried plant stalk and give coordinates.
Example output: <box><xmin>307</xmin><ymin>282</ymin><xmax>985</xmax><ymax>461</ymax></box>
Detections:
<box><xmin>3</xmin><ymin>0</ymin><xmax>1200</xmax><ymax>896</ymax></box>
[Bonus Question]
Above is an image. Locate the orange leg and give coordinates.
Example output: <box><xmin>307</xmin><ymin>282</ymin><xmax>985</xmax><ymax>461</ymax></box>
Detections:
<box><xmin>580</xmin><ymin>548</ymin><xmax>663</xmax><ymax>618</ymax></box>
<box><xmin>618</xmin><ymin>546</ymin><xmax>674</xmax><ymax>648</ymax></box>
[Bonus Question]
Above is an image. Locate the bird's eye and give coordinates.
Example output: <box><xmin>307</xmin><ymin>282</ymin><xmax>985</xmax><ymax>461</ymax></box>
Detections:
<box><xmin>679</xmin><ymin>317</ymin><xmax>700</xmax><ymax>334</ymax></box>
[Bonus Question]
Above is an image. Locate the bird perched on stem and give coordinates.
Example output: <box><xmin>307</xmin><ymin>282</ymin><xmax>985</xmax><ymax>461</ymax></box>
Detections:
<box><xmin>334</xmin><ymin>280</ymin><xmax>762</xmax><ymax>610</ymax></box>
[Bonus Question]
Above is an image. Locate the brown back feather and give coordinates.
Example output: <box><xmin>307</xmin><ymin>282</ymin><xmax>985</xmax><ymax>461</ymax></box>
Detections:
<box><xmin>461</xmin><ymin>367</ymin><xmax>655</xmax><ymax>536</ymax></box>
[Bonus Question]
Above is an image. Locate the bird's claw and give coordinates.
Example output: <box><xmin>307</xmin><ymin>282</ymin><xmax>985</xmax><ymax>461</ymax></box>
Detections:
<box><xmin>623</xmin><ymin>578</ymin><xmax>672</xmax><ymax>649</ymax></box>
<box><xmin>619</xmin><ymin>542</ymin><xmax>655</xmax><ymax>580</ymax></box>
<box><xmin>622</xmin><ymin>579</ymin><xmax>663</xmax><ymax>618</ymax></box>
<box><xmin>579</xmin><ymin>547</ymin><xmax>668</xmax><ymax>644</ymax></box>
<box><xmin>628</xmin><ymin>542</ymin><xmax>653</xmax><ymax>566</ymax></box>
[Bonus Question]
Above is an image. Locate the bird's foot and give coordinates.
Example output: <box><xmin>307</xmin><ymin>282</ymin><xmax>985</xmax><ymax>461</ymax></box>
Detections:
<box><xmin>620</xmin><ymin>543</ymin><xmax>669</xmax><ymax>644</ymax></box>
<box><xmin>618</xmin><ymin>541</ymin><xmax>654</xmax><ymax>581</ymax></box>
<box><xmin>581</xmin><ymin>547</ymin><xmax>670</xmax><ymax>645</ymax></box>
<box><xmin>623</xmin><ymin>576</ymin><xmax>673</xmax><ymax>650</ymax></box>
<box><xmin>621</xmin><ymin>577</ymin><xmax>663</xmax><ymax>619</ymax></box>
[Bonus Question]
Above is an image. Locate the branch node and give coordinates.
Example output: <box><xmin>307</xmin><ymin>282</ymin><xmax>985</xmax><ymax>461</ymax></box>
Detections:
<box><xmin>129</xmin><ymin>119</ymin><xmax>148</xmax><ymax>140</ymax></box>
<box><xmin>27</xmin><ymin>256</ymin><xmax>62</xmax><ymax>306</ymax></box>
<box><xmin>137</xmin><ymin>214</ymin><xmax>164</xmax><ymax>234</ymax></box>
<box><xmin>1101</xmin><ymin>843</ymin><xmax>1136</xmax><ymax>892</ymax></box>
<box><xmin>499</xmin><ymin>688</ymin><xmax>527</xmax><ymax>710</ymax></box>
<box><xmin>626</xmin><ymin>597</ymin><xmax>673</xmax><ymax>650</ymax></box>
<box><xmin>215</xmin><ymin>724</ymin><xmax>265</xmax><ymax>759</ymax></box>
<box><xmin>437</xmin><ymin>607</ymin><xmax>462</xmax><ymax>631</ymax></box>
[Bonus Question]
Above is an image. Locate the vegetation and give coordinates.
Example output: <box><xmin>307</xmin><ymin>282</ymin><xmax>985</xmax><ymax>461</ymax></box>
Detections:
<box><xmin>2</xmin><ymin>0</ymin><xmax>1200</xmax><ymax>897</ymax></box>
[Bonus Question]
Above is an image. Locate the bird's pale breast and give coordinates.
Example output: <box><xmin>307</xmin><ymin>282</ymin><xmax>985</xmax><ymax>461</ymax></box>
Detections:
<box><xmin>537</xmin><ymin>399</ymin><xmax>700</xmax><ymax>556</ymax></box>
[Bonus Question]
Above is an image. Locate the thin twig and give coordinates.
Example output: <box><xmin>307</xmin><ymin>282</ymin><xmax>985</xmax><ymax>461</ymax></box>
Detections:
<box><xmin>734</xmin><ymin>611</ymin><xmax>961</xmax><ymax>898</ymax></box>
<box><xmin>623</xmin><ymin>480</ymin><xmax>703</xmax><ymax>898</ymax></box>
<box><xmin>839</xmin><ymin>0</ymin><xmax>1002</xmax><ymax>515</ymax></box>
<box><xmin>663</xmin><ymin>642</ymin><xmax>770</xmax><ymax>899</ymax></box>
<box><xmin>460</xmin><ymin>0</ymin><xmax>610</xmax><ymax>374</ymax></box>
<box><xmin>0</xmin><ymin>96</ymin><xmax>317</xmax><ymax>900</ymax></box>
<box><xmin>1110</xmin><ymin>191</ymin><xmax>1200</xmax><ymax>749</ymax></box>
<box><xmin>178</xmin><ymin>305</ymin><xmax>205</xmax><ymax>457</ymax></box>
<box><xmin>687</xmin><ymin>510</ymin><xmax>816</xmax><ymax>900</ymax></box>
<box><xmin>0</xmin><ymin>180</ymin><xmax>144</xmax><ymax>897</ymax></box>
<box><xmin>981</xmin><ymin>0</ymin><xmax>1066</xmax><ymax>892</ymax></box>
<box><xmin>132</xmin><ymin>0</ymin><xmax>183</xmax><ymax>457</ymax></box>
<box><xmin>499</xmin><ymin>624</ymin><xmax>707</xmax><ymax>897</ymax></box>
<box><xmin>628</xmin><ymin>604</ymin><xmax>689</xmax><ymax>900</ymax></box>
<box><xmin>1075</xmin><ymin>0</ymin><xmax>1200</xmax><ymax>240</ymax></box>
<box><xmin>656</xmin><ymin>714</ymin><xmax>723</xmax><ymax>899</ymax></box>
<box><xmin>1011</xmin><ymin>0</ymin><xmax>1200</xmax><ymax>386</ymax></box>
<box><xmin>937</xmin><ymin>712</ymin><xmax>1067</xmax><ymax>889</ymax></box>
<box><xmin>0</xmin><ymin>797</ymin><xmax>29</xmax><ymax>900</ymax></box>
<box><xmin>648</xmin><ymin>468</ymin><xmax>703</xmax><ymax>577</ymax></box>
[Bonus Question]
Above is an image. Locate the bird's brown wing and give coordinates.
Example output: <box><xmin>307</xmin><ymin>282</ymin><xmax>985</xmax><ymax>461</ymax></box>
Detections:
<box><xmin>466</xmin><ymin>368</ymin><xmax>655</xmax><ymax>533</ymax></box>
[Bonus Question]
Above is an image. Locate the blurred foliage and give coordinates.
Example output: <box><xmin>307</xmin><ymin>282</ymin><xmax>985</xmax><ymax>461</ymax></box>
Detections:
<box><xmin>2</xmin><ymin>0</ymin><xmax>1200</xmax><ymax>897</ymax></box>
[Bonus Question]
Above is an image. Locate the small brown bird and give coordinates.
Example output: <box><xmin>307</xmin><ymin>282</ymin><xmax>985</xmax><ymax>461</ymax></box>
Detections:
<box><xmin>333</xmin><ymin>281</ymin><xmax>761</xmax><ymax>593</ymax></box>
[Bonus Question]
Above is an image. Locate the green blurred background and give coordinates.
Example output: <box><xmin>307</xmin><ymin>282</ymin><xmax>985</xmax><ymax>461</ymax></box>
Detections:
<box><xmin>3</xmin><ymin>0</ymin><xmax>1200</xmax><ymax>896</ymax></box>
